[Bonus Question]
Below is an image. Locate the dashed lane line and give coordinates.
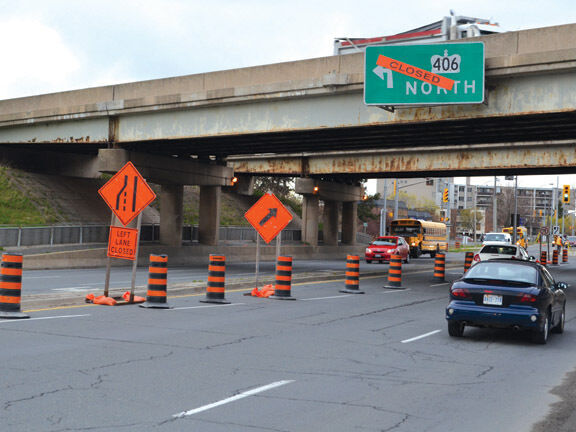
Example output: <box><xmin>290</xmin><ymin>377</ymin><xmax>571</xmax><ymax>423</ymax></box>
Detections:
<box><xmin>401</xmin><ymin>329</ymin><xmax>442</xmax><ymax>343</ymax></box>
<box><xmin>173</xmin><ymin>380</ymin><xmax>294</xmax><ymax>418</ymax></box>
<box><xmin>0</xmin><ymin>314</ymin><xmax>91</xmax><ymax>323</ymax></box>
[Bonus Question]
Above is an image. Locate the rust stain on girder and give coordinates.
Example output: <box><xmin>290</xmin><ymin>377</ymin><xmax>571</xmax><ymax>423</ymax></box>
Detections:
<box><xmin>26</xmin><ymin>136</ymin><xmax>96</xmax><ymax>143</ymax></box>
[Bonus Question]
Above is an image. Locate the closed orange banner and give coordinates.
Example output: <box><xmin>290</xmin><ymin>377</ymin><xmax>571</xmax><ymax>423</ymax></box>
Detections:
<box><xmin>376</xmin><ymin>55</ymin><xmax>455</xmax><ymax>91</ymax></box>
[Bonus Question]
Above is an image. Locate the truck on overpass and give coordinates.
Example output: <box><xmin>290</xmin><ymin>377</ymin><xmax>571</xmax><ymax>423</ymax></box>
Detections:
<box><xmin>333</xmin><ymin>13</ymin><xmax>504</xmax><ymax>55</ymax></box>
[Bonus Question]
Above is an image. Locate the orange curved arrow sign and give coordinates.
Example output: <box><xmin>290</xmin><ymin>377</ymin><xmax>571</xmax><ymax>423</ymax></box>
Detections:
<box><xmin>376</xmin><ymin>55</ymin><xmax>455</xmax><ymax>91</ymax></box>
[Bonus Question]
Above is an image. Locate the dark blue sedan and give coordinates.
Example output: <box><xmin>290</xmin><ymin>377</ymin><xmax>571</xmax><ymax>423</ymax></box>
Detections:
<box><xmin>446</xmin><ymin>259</ymin><xmax>567</xmax><ymax>344</ymax></box>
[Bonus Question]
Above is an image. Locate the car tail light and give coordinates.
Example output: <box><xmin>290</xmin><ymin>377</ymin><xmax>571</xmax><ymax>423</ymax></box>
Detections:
<box><xmin>473</xmin><ymin>254</ymin><xmax>481</xmax><ymax>262</ymax></box>
<box><xmin>520</xmin><ymin>293</ymin><xmax>537</xmax><ymax>303</ymax></box>
<box><xmin>451</xmin><ymin>288</ymin><xmax>471</xmax><ymax>299</ymax></box>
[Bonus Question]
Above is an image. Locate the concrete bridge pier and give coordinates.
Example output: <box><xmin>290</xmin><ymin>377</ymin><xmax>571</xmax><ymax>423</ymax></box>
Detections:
<box><xmin>323</xmin><ymin>200</ymin><xmax>340</xmax><ymax>246</ymax></box>
<box><xmin>296</xmin><ymin>178</ymin><xmax>363</xmax><ymax>247</ymax></box>
<box><xmin>159</xmin><ymin>184</ymin><xmax>184</xmax><ymax>246</ymax></box>
<box><xmin>198</xmin><ymin>185</ymin><xmax>221</xmax><ymax>245</ymax></box>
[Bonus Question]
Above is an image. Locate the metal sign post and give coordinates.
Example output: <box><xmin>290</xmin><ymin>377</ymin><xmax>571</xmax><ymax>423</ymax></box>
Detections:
<box><xmin>128</xmin><ymin>213</ymin><xmax>142</xmax><ymax>303</ymax></box>
<box><xmin>255</xmin><ymin>235</ymin><xmax>261</xmax><ymax>289</ymax></box>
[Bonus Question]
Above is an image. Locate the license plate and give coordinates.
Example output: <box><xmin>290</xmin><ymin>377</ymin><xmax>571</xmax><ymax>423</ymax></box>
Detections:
<box><xmin>483</xmin><ymin>294</ymin><xmax>502</xmax><ymax>306</ymax></box>
<box><xmin>374</xmin><ymin>254</ymin><xmax>381</xmax><ymax>258</ymax></box>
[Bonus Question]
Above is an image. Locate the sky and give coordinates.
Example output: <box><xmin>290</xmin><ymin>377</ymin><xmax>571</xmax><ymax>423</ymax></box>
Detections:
<box><xmin>1</xmin><ymin>0</ymin><xmax>575</xmax><ymax>191</ymax></box>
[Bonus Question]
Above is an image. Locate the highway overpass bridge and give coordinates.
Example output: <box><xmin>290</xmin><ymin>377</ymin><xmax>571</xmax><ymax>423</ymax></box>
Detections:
<box><xmin>0</xmin><ymin>24</ymin><xmax>574</xmax><ymax>247</ymax></box>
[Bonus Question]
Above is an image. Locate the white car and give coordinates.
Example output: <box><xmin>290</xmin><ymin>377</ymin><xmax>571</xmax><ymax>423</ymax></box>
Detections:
<box><xmin>472</xmin><ymin>242</ymin><xmax>532</xmax><ymax>266</ymax></box>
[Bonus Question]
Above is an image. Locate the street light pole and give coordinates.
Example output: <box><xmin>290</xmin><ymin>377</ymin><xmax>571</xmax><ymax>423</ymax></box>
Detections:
<box><xmin>513</xmin><ymin>176</ymin><xmax>518</xmax><ymax>245</ymax></box>
<box><xmin>493</xmin><ymin>176</ymin><xmax>498</xmax><ymax>231</ymax></box>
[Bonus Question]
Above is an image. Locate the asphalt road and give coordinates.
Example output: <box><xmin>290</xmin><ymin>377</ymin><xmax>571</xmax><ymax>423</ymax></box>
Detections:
<box><xmin>3</xmin><ymin>252</ymin><xmax>575</xmax><ymax>431</ymax></box>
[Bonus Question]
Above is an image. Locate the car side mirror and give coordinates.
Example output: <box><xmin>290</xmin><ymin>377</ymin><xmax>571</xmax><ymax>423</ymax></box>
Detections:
<box><xmin>556</xmin><ymin>282</ymin><xmax>568</xmax><ymax>290</ymax></box>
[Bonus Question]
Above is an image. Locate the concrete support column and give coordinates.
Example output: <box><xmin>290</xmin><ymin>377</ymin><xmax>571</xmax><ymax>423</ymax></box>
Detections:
<box><xmin>199</xmin><ymin>185</ymin><xmax>221</xmax><ymax>245</ymax></box>
<box><xmin>323</xmin><ymin>200</ymin><xmax>340</xmax><ymax>246</ymax></box>
<box><xmin>302</xmin><ymin>194</ymin><xmax>320</xmax><ymax>246</ymax></box>
<box><xmin>159</xmin><ymin>184</ymin><xmax>184</xmax><ymax>246</ymax></box>
<box><xmin>341</xmin><ymin>201</ymin><xmax>358</xmax><ymax>245</ymax></box>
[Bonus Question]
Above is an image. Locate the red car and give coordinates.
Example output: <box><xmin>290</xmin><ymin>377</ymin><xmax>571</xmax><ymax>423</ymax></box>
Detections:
<box><xmin>365</xmin><ymin>236</ymin><xmax>410</xmax><ymax>264</ymax></box>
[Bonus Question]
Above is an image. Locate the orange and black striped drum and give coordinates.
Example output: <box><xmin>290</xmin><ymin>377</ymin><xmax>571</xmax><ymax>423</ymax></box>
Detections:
<box><xmin>0</xmin><ymin>253</ymin><xmax>29</xmax><ymax>319</ymax></box>
<box><xmin>385</xmin><ymin>254</ymin><xmax>403</xmax><ymax>288</ymax></box>
<box><xmin>271</xmin><ymin>256</ymin><xmax>296</xmax><ymax>300</ymax></box>
<box><xmin>340</xmin><ymin>255</ymin><xmax>364</xmax><ymax>294</ymax></box>
<box><xmin>552</xmin><ymin>249</ymin><xmax>559</xmax><ymax>265</ymax></box>
<box><xmin>464</xmin><ymin>252</ymin><xmax>474</xmax><ymax>273</ymax></box>
<box><xmin>563</xmin><ymin>248</ymin><xmax>568</xmax><ymax>263</ymax></box>
<box><xmin>433</xmin><ymin>253</ymin><xmax>446</xmax><ymax>282</ymax></box>
<box><xmin>201</xmin><ymin>255</ymin><xmax>230</xmax><ymax>304</ymax></box>
<box><xmin>140</xmin><ymin>254</ymin><xmax>172</xmax><ymax>309</ymax></box>
<box><xmin>540</xmin><ymin>250</ymin><xmax>547</xmax><ymax>266</ymax></box>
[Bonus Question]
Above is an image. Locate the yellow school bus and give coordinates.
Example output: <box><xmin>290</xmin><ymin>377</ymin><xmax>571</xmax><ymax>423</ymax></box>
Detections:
<box><xmin>502</xmin><ymin>226</ymin><xmax>527</xmax><ymax>248</ymax></box>
<box><xmin>390</xmin><ymin>219</ymin><xmax>448</xmax><ymax>258</ymax></box>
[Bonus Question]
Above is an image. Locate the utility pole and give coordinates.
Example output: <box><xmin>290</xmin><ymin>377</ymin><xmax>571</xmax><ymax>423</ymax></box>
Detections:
<box><xmin>380</xmin><ymin>180</ymin><xmax>388</xmax><ymax>236</ymax></box>
<box><xmin>512</xmin><ymin>176</ymin><xmax>518</xmax><ymax>245</ymax></box>
<box><xmin>493</xmin><ymin>176</ymin><xmax>498</xmax><ymax>232</ymax></box>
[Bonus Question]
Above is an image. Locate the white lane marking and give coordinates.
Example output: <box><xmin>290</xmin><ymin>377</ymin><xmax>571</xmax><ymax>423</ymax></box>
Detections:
<box><xmin>381</xmin><ymin>288</ymin><xmax>411</xmax><ymax>294</ymax></box>
<box><xmin>170</xmin><ymin>303</ymin><xmax>244</xmax><ymax>311</ymax></box>
<box><xmin>0</xmin><ymin>314</ymin><xmax>90</xmax><ymax>323</ymax></box>
<box><xmin>401</xmin><ymin>329</ymin><xmax>442</xmax><ymax>344</ymax></box>
<box><xmin>430</xmin><ymin>283</ymin><xmax>450</xmax><ymax>287</ymax></box>
<box><xmin>173</xmin><ymin>380</ymin><xmax>294</xmax><ymax>418</ymax></box>
<box><xmin>301</xmin><ymin>295</ymin><xmax>351</xmax><ymax>301</ymax></box>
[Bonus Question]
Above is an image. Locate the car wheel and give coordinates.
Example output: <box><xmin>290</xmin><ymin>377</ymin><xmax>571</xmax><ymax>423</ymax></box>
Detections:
<box><xmin>552</xmin><ymin>304</ymin><xmax>566</xmax><ymax>334</ymax></box>
<box><xmin>448</xmin><ymin>321</ymin><xmax>465</xmax><ymax>337</ymax></box>
<box><xmin>366</xmin><ymin>260</ymin><xmax>372</xmax><ymax>264</ymax></box>
<box><xmin>430</xmin><ymin>251</ymin><xmax>436</xmax><ymax>258</ymax></box>
<box><xmin>533</xmin><ymin>312</ymin><xmax>550</xmax><ymax>344</ymax></box>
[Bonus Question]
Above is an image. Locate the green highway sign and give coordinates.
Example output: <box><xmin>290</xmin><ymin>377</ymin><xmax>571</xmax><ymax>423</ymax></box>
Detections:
<box><xmin>364</xmin><ymin>42</ymin><xmax>485</xmax><ymax>106</ymax></box>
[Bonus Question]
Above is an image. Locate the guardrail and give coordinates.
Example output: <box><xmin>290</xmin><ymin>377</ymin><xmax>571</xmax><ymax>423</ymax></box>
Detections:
<box><xmin>0</xmin><ymin>225</ymin><xmax>372</xmax><ymax>248</ymax></box>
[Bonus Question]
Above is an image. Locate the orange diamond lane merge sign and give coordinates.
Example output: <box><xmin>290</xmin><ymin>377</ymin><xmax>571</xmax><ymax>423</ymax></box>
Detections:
<box><xmin>98</xmin><ymin>162</ymin><xmax>156</xmax><ymax>226</ymax></box>
<box><xmin>245</xmin><ymin>193</ymin><xmax>293</xmax><ymax>244</ymax></box>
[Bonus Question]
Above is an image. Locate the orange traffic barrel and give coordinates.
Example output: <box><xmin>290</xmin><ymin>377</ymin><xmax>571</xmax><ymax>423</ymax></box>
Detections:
<box><xmin>384</xmin><ymin>254</ymin><xmax>403</xmax><ymax>289</ymax></box>
<box><xmin>340</xmin><ymin>255</ymin><xmax>364</xmax><ymax>294</ymax></box>
<box><xmin>433</xmin><ymin>253</ymin><xmax>446</xmax><ymax>282</ymax></box>
<box><xmin>201</xmin><ymin>255</ymin><xmax>230</xmax><ymax>304</ymax></box>
<box><xmin>271</xmin><ymin>256</ymin><xmax>296</xmax><ymax>300</ymax></box>
<box><xmin>140</xmin><ymin>254</ymin><xmax>172</xmax><ymax>309</ymax></box>
<box><xmin>464</xmin><ymin>252</ymin><xmax>474</xmax><ymax>273</ymax></box>
<box><xmin>563</xmin><ymin>248</ymin><xmax>568</xmax><ymax>263</ymax></box>
<box><xmin>455</xmin><ymin>241</ymin><xmax>461</xmax><ymax>249</ymax></box>
<box><xmin>552</xmin><ymin>249</ymin><xmax>559</xmax><ymax>265</ymax></box>
<box><xmin>0</xmin><ymin>253</ymin><xmax>29</xmax><ymax>319</ymax></box>
<box><xmin>540</xmin><ymin>251</ymin><xmax>547</xmax><ymax>266</ymax></box>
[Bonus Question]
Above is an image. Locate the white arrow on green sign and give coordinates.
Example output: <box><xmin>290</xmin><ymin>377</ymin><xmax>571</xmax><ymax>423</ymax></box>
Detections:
<box><xmin>364</xmin><ymin>42</ymin><xmax>485</xmax><ymax>106</ymax></box>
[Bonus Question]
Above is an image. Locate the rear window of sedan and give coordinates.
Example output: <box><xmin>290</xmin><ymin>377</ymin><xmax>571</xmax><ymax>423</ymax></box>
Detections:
<box><xmin>465</xmin><ymin>262</ymin><xmax>538</xmax><ymax>285</ymax></box>
<box><xmin>372</xmin><ymin>238</ymin><xmax>397</xmax><ymax>246</ymax></box>
<box><xmin>480</xmin><ymin>245</ymin><xmax>517</xmax><ymax>255</ymax></box>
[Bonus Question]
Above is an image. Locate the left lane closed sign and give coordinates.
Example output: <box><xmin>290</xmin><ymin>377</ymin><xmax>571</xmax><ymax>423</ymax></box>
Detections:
<box><xmin>107</xmin><ymin>226</ymin><xmax>139</xmax><ymax>260</ymax></box>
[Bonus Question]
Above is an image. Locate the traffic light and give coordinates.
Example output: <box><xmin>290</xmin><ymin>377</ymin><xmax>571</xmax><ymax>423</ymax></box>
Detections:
<box><xmin>442</xmin><ymin>188</ymin><xmax>449</xmax><ymax>203</ymax></box>
<box><xmin>563</xmin><ymin>185</ymin><xmax>570</xmax><ymax>204</ymax></box>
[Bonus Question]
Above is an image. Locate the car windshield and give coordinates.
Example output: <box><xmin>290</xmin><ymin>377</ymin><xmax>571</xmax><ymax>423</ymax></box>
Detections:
<box><xmin>464</xmin><ymin>262</ymin><xmax>537</xmax><ymax>285</ymax></box>
<box><xmin>372</xmin><ymin>238</ymin><xmax>397</xmax><ymax>246</ymax></box>
<box><xmin>484</xmin><ymin>234</ymin><xmax>508</xmax><ymax>242</ymax></box>
<box><xmin>480</xmin><ymin>245</ymin><xmax>517</xmax><ymax>255</ymax></box>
